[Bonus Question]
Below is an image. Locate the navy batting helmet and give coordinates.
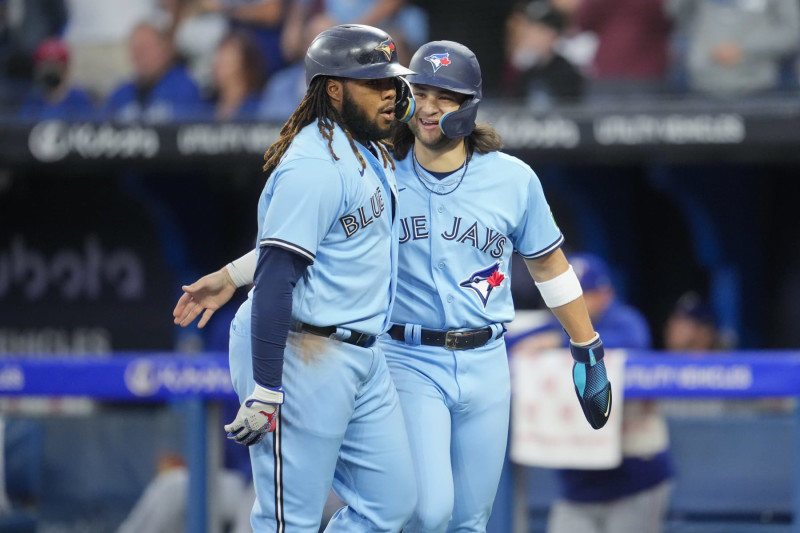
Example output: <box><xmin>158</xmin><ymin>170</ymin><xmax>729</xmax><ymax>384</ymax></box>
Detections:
<box><xmin>406</xmin><ymin>41</ymin><xmax>482</xmax><ymax>138</ymax></box>
<box><xmin>305</xmin><ymin>24</ymin><xmax>414</xmax><ymax>85</ymax></box>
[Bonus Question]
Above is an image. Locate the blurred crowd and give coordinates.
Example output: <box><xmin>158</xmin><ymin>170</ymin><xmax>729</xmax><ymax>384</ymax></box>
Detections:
<box><xmin>1</xmin><ymin>0</ymin><xmax>799</xmax><ymax>123</ymax></box>
<box><xmin>0</xmin><ymin>0</ymin><xmax>429</xmax><ymax>122</ymax></box>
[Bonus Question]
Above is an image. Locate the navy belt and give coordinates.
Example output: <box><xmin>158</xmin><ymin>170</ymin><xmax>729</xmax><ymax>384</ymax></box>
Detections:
<box><xmin>388</xmin><ymin>325</ymin><xmax>494</xmax><ymax>350</ymax></box>
<box><xmin>297</xmin><ymin>322</ymin><xmax>374</xmax><ymax>347</ymax></box>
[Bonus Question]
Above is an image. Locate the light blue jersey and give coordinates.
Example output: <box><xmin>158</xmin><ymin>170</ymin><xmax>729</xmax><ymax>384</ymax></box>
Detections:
<box><xmin>247</xmin><ymin>122</ymin><xmax>399</xmax><ymax>336</ymax></box>
<box><xmin>230</xmin><ymin>121</ymin><xmax>414</xmax><ymax>533</ymax></box>
<box><xmin>392</xmin><ymin>150</ymin><xmax>563</xmax><ymax>330</ymax></box>
<box><xmin>382</xmin><ymin>148</ymin><xmax>563</xmax><ymax>533</ymax></box>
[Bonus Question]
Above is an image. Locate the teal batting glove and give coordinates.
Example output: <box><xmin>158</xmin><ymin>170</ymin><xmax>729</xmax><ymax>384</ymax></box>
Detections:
<box><xmin>570</xmin><ymin>333</ymin><xmax>612</xmax><ymax>429</ymax></box>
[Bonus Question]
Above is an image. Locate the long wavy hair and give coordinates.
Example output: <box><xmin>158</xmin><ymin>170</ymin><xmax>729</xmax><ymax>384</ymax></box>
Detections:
<box><xmin>263</xmin><ymin>77</ymin><xmax>395</xmax><ymax>176</ymax></box>
<box><xmin>389</xmin><ymin>119</ymin><xmax>504</xmax><ymax>161</ymax></box>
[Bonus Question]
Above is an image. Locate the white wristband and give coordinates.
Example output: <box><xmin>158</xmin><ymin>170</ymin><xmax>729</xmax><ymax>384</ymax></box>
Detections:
<box><xmin>225</xmin><ymin>249</ymin><xmax>257</xmax><ymax>288</ymax></box>
<box><xmin>535</xmin><ymin>264</ymin><xmax>583</xmax><ymax>308</ymax></box>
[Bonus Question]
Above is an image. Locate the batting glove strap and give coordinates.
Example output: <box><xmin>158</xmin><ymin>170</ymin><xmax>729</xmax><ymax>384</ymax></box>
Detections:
<box><xmin>569</xmin><ymin>332</ymin><xmax>603</xmax><ymax>365</ymax></box>
<box><xmin>570</xmin><ymin>334</ymin><xmax>612</xmax><ymax>430</ymax></box>
<box><xmin>250</xmin><ymin>383</ymin><xmax>284</xmax><ymax>405</ymax></box>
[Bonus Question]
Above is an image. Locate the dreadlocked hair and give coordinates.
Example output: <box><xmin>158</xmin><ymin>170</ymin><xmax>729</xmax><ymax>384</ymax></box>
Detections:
<box><xmin>263</xmin><ymin>77</ymin><xmax>396</xmax><ymax>176</ymax></box>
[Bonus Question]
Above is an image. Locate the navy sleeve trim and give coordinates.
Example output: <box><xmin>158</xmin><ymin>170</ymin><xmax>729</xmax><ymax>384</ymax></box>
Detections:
<box><xmin>259</xmin><ymin>238</ymin><xmax>315</xmax><ymax>263</ymax></box>
<box><xmin>518</xmin><ymin>234</ymin><xmax>565</xmax><ymax>259</ymax></box>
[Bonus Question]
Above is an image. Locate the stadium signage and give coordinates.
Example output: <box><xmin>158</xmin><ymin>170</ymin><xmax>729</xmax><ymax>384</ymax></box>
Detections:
<box><xmin>177</xmin><ymin>124</ymin><xmax>281</xmax><ymax>155</ymax></box>
<box><xmin>124</xmin><ymin>358</ymin><xmax>235</xmax><ymax>397</ymax></box>
<box><xmin>487</xmin><ymin>113</ymin><xmax>581</xmax><ymax>149</ymax></box>
<box><xmin>0</xmin><ymin>364</ymin><xmax>24</xmax><ymax>391</ymax></box>
<box><xmin>594</xmin><ymin>114</ymin><xmax>745</xmax><ymax>145</ymax></box>
<box><xmin>626</xmin><ymin>363</ymin><xmax>754</xmax><ymax>391</ymax></box>
<box><xmin>27</xmin><ymin>121</ymin><xmax>159</xmax><ymax>162</ymax></box>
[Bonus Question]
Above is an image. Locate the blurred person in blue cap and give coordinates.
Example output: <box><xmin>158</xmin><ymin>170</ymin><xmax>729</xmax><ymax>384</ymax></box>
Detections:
<box><xmin>569</xmin><ymin>252</ymin><xmax>650</xmax><ymax>348</ymax></box>
<box><xmin>511</xmin><ymin>252</ymin><xmax>674</xmax><ymax>533</ymax></box>
<box><xmin>663</xmin><ymin>291</ymin><xmax>718</xmax><ymax>351</ymax></box>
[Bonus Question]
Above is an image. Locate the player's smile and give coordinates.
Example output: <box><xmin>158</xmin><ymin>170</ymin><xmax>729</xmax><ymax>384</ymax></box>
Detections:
<box><xmin>409</xmin><ymin>83</ymin><xmax>467</xmax><ymax>145</ymax></box>
<box><xmin>417</xmin><ymin>117</ymin><xmax>440</xmax><ymax>130</ymax></box>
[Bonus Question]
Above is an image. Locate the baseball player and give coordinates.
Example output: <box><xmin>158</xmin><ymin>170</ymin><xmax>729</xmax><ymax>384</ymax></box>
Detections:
<box><xmin>217</xmin><ymin>24</ymin><xmax>417</xmax><ymax>533</ymax></box>
<box><xmin>174</xmin><ymin>41</ymin><xmax>611</xmax><ymax>533</ymax></box>
<box><xmin>380</xmin><ymin>41</ymin><xmax>609</xmax><ymax>532</ymax></box>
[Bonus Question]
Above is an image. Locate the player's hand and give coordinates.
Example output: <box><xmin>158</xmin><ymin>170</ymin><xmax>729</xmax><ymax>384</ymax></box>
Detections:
<box><xmin>570</xmin><ymin>333</ymin><xmax>612</xmax><ymax>430</ymax></box>
<box><xmin>172</xmin><ymin>268</ymin><xmax>237</xmax><ymax>328</ymax></box>
<box><xmin>224</xmin><ymin>385</ymin><xmax>285</xmax><ymax>446</ymax></box>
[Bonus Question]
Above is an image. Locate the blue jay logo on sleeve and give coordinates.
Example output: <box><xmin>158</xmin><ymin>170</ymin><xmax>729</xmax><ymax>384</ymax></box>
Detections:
<box><xmin>424</xmin><ymin>53</ymin><xmax>451</xmax><ymax>73</ymax></box>
<box><xmin>459</xmin><ymin>261</ymin><xmax>505</xmax><ymax>308</ymax></box>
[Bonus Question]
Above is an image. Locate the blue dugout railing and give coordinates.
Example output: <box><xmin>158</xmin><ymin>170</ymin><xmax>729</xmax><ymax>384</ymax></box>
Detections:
<box><xmin>1</xmin><ymin>351</ymin><xmax>799</xmax><ymax>532</ymax></box>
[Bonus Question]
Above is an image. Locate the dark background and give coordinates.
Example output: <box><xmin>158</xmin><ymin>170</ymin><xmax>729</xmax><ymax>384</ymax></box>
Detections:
<box><xmin>2</xmin><ymin>122</ymin><xmax>798</xmax><ymax>353</ymax></box>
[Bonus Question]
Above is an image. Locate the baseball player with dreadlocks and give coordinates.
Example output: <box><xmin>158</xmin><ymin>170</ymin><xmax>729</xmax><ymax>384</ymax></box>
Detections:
<box><xmin>175</xmin><ymin>40</ymin><xmax>611</xmax><ymax>533</ymax></box>
<box><xmin>215</xmin><ymin>24</ymin><xmax>417</xmax><ymax>533</ymax></box>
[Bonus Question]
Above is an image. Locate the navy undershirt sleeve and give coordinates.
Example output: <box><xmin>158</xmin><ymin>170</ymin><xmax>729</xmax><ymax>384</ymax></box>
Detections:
<box><xmin>251</xmin><ymin>245</ymin><xmax>310</xmax><ymax>389</ymax></box>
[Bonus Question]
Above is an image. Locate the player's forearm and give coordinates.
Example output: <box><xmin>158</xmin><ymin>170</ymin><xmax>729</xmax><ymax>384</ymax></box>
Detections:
<box><xmin>525</xmin><ymin>250</ymin><xmax>596</xmax><ymax>343</ymax></box>
<box><xmin>549</xmin><ymin>297</ymin><xmax>596</xmax><ymax>343</ymax></box>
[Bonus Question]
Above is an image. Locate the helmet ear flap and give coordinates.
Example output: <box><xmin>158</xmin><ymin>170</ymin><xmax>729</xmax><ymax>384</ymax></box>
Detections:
<box><xmin>394</xmin><ymin>77</ymin><xmax>416</xmax><ymax>123</ymax></box>
<box><xmin>439</xmin><ymin>96</ymin><xmax>479</xmax><ymax>138</ymax></box>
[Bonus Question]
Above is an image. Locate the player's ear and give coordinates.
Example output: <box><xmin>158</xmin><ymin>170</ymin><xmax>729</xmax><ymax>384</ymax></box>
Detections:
<box><xmin>326</xmin><ymin>78</ymin><xmax>343</xmax><ymax>107</ymax></box>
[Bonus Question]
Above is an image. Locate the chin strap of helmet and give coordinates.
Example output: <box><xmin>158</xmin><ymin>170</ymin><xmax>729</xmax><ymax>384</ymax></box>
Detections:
<box><xmin>439</xmin><ymin>95</ymin><xmax>480</xmax><ymax>138</ymax></box>
<box><xmin>394</xmin><ymin>77</ymin><xmax>416</xmax><ymax>123</ymax></box>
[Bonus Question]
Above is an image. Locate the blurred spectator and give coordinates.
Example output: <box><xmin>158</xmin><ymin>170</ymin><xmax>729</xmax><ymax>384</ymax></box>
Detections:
<box><xmin>502</xmin><ymin>0</ymin><xmax>585</xmax><ymax>109</ymax></box>
<box><xmin>663</xmin><ymin>291</ymin><xmax>718</xmax><ymax>351</ymax></box>
<box><xmin>104</xmin><ymin>20</ymin><xmax>202</xmax><ymax>123</ymax></box>
<box><xmin>573</xmin><ymin>0</ymin><xmax>672</xmax><ymax>98</ymax></box>
<box><xmin>63</xmin><ymin>0</ymin><xmax>161</xmax><ymax>99</ymax></box>
<box><xmin>546</xmin><ymin>0</ymin><xmax>597</xmax><ymax>73</ymax></box>
<box><xmin>1</xmin><ymin>0</ymin><xmax>67</xmax><ymax>80</ymax></box>
<box><xmin>17</xmin><ymin>37</ymin><xmax>94</xmax><ymax>122</ymax></box>
<box><xmin>666</xmin><ymin>0</ymin><xmax>800</xmax><ymax>98</ymax></box>
<box><xmin>192</xmin><ymin>0</ymin><xmax>286</xmax><ymax>77</ymax></box>
<box><xmin>204</xmin><ymin>30</ymin><xmax>265</xmax><ymax>120</ymax></box>
<box><xmin>318</xmin><ymin>0</ymin><xmax>428</xmax><ymax>58</ymax></box>
<box><xmin>512</xmin><ymin>253</ymin><xmax>673</xmax><ymax>533</ymax></box>
<box><xmin>115</xmin><ymin>406</ymin><xmax>255</xmax><ymax>533</ymax></box>
<box><xmin>258</xmin><ymin>12</ymin><xmax>335</xmax><ymax>123</ymax></box>
<box><xmin>166</xmin><ymin>0</ymin><xmax>229</xmax><ymax>96</ymax></box>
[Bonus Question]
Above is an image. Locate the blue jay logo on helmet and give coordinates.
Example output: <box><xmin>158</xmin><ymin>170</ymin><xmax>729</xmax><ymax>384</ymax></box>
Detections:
<box><xmin>407</xmin><ymin>40</ymin><xmax>482</xmax><ymax>138</ymax></box>
<box><xmin>375</xmin><ymin>39</ymin><xmax>396</xmax><ymax>61</ymax></box>
<box><xmin>304</xmin><ymin>24</ymin><xmax>413</xmax><ymax>85</ymax></box>
<box><xmin>459</xmin><ymin>261</ymin><xmax>505</xmax><ymax>308</ymax></box>
<box><xmin>424</xmin><ymin>53</ymin><xmax>451</xmax><ymax>73</ymax></box>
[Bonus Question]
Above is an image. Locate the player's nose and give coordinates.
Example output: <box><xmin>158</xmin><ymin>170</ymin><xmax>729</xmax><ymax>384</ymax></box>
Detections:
<box><xmin>418</xmin><ymin>97</ymin><xmax>439</xmax><ymax>117</ymax></box>
<box><xmin>376</xmin><ymin>78</ymin><xmax>396</xmax><ymax>99</ymax></box>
